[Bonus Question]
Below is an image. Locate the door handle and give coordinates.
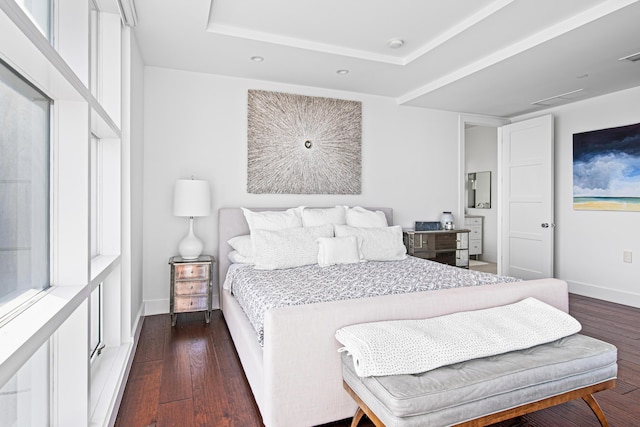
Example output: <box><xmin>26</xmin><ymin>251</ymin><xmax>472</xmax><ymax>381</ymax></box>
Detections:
<box><xmin>541</xmin><ymin>223</ymin><xmax>556</xmax><ymax>228</ymax></box>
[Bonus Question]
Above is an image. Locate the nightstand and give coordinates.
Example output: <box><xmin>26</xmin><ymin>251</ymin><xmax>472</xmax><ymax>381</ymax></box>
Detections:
<box><xmin>403</xmin><ymin>229</ymin><xmax>470</xmax><ymax>268</ymax></box>
<box><xmin>169</xmin><ymin>255</ymin><xmax>214</xmax><ymax>326</ymax></box>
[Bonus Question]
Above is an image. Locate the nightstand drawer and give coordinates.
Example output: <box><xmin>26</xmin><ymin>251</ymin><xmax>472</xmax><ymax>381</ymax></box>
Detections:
<box><xmin>175</xmin><ymin>263</ymin><xmax>209</xmax><ymax>281</ymax></box>
<box><xmin>434</xmin><ymin>232</ymin><xmax>456</xmax><ymax>250</ymax></box>
<box><xmin>456</xmin><ymin>232</ymin><xmax>469</xmax><ymax>249</ymax></box>
<box><xmin>434</xmin><ymin>251</ymin><xmax>455</xmax><ymax>265</ymax></box>
<box><xmin>468</xmin><ymin>225</ymin><xmax>482</xmax><ymax>238</ymax></box>
<box><xmin>456</xmin><ymin>249</ymin><xmax>469</xmax><ymax>267</ymax></box>
<box><xmin>174</xmin><ymin>280</ymin><xmax>209</xmax><ymax>296</ymax></box>
<box><xmin>465</xmin><ymin>217</ymin><xmax>482</xmax><ymax>226</ymax></box>
<box><xmin>174</xmin><ymin>295</ymin><xmax>209</xmax><ymax>313</ymax></box>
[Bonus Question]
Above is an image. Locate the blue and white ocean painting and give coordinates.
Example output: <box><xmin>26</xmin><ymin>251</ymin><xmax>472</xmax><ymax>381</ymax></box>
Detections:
<box><xmin>573</xmin><ymin>122</ymin><xmax>640</xmax><ymax>211</ymax></box>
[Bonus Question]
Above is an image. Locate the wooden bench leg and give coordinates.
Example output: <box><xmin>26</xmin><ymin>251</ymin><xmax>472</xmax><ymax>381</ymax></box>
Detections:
<box><xmin>350</xmin><ymin>407</ymin><xmax>366</xmax><ymax>427</ymax></box>
<box><xmin>344</xmin><ymin>381</ymin><xmax>386</xmax><ymax>427</ymax></box>
<box><xmin>582</xmin><ymin>394</ymin><xmax>609</xmax><ymax>427</ymax></box>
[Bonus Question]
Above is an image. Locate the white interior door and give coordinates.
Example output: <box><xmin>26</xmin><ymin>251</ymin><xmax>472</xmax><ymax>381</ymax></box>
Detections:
<box><xmin>500</xmin><ymin>115</ymin><xmax>554</xmax><ymax>279</ymax></box>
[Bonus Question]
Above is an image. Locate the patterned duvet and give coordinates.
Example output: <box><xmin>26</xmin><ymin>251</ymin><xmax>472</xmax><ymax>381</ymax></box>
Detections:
<box><xmin>224</xmin><ymin>256</ymin><xmax>521</xmax><ymax>345</ymax></box>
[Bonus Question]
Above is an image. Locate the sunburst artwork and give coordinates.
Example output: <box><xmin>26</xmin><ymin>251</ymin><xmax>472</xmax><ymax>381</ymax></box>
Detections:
<box><xmin>247</xmin><ymin>90</ymin><xmax>362</xmax><ymax>194</ymax></box>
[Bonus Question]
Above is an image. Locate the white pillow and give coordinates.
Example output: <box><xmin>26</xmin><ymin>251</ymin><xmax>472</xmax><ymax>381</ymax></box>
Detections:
<box><xmin>228</xmin><ymin>250</ymin><xmax>254</xmax><ymax>264</ymax></box>
<box><xmin>317</xmin><ymin>236</ymin><xmax>362</xmax><ymax>267</ymax></box>
<box><xmin>334</xmin><ymin>225</ymin><xmax>407</xmax><ymax>261</ymax></box>
<box><xmin>252</xmin><ymin>224</ymin><xmax>334</xmax><ymax>270</ymax></box>
<box><xmin>228</xmin><ymin>234</ymin><xmax>253</xmax><ymax>258</ymax></box>
<box><xmin>345</xmin><ymin>206</ymin><xmax>388</xmax><ymax>228</ymax></box>
<box><xmin>241</xmin><ymin>207</ymin><xmax>302</xmax><ymax>233</ymax></box>
<box><xmin>302</xmin><ymin>206</ymin><xmax>347</xmax><ymax>227</ymax></box>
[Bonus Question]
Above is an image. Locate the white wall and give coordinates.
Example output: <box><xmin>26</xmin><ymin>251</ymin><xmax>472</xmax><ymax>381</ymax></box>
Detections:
<box><xmin>516</xmin><ymin>86</ymin><xmax>640</xmax><ymax>307</ymax></box>
<box><xmin>142</xmin><ymin>67</ymin><xmax>462</xmax><ymax>313</ymax></box>
<box><xmin>465</xmin><ymin>125</ymin><xmax>498</xmax><ymax>263</ymax></box>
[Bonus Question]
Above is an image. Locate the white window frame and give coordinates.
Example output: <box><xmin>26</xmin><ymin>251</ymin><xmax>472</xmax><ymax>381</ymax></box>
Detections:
<box><xmin>0</xmin><ymin>1</ymin><xmax>131</xmax><ymax>426</ymax></box>
<box><xmin>0</xmin><ymin>59</ymin><xmax>53</xmax><ymax>326</ymax></box>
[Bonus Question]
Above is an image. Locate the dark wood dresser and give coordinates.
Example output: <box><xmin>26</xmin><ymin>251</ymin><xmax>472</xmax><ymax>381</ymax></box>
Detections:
<box><xmin>403</xmin><ymin>229</ymin><xmax>470</xmax><ymax>268</ymax></box>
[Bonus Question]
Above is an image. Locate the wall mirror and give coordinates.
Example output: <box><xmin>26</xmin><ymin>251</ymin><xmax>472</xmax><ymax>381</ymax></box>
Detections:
<box><xmin>468</xmin><ymin>171</ymin><xmax>491</xmax><ymax>208</ymax></box>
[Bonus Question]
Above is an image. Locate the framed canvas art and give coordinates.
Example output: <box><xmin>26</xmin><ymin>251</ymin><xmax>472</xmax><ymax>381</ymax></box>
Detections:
<box><xmin>573</xmin><ymin>122</ymin><xmax>640</xmax><ymax>211</ymax></box>
<box><xmin>247</xmin><ymin>90</ymin><xmax>362</xmax><ymax>194</ymax></box>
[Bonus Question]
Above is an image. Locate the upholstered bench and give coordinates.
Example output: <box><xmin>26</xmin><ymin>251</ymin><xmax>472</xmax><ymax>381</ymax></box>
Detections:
<box><xmin>342</xmin><ymin>334</ymin><xmax>617</xmax><ymax>427</ymax></box>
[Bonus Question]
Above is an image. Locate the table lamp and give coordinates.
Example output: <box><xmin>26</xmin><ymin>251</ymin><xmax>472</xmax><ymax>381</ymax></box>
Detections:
<box><xmin>173</xmin><ymin>178</ymin><xmax>211</xmax><ymax>259</ymax></box>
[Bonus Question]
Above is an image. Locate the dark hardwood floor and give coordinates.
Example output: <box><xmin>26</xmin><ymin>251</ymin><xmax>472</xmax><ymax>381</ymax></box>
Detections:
<box><xmin>115</xmin><ymin>294</ymin><xmax>640</xmax><ymax>427</ymax></box>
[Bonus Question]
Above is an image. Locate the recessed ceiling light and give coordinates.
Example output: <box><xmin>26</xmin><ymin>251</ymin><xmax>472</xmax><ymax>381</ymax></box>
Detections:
<box><xmin>251</xmin><ymin>56</ymin><xmax>264</xmax><ymax>62</ymax></box>
<box><xmin>387</xmin><ymin>38</ymin><xmax>405</xmax><ymax>49</ymax></box>
<box><xmin>336</xmin><ymin>69</ymin><xmax>349</xmax><ymax>75</ymax></box>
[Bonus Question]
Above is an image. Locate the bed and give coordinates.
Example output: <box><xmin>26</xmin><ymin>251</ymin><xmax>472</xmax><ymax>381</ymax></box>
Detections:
<box><xmin>218</xmin><ymin>207</ymin><xmax>569</xmax><ymax>427</ymax></box>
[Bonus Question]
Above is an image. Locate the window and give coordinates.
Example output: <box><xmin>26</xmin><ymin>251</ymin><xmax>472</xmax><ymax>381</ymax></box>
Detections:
<box><xmin>1</xmin><ymin>2</ymin><xmax>130</xmax><ymax>425</ymax></box>
<box><xmin>0</xmin><ymin>61</ymin><xmax>51</xmax><ymax>322</ymax></box>
<box><xmin>0</xmin><ymin>340</ymin><xmax>50</xmax><ymax>427</ymax></box>
<box><xmin>90</xmin><ymin>0</ymin><xmax>100</xmax><ymax>99</ymax></box>
<box><xmin>89</xmin><ymin>1</ymin><xmax>104</xmax><ymax>363</ymax></box>
<box><xmin>15</xmin><ymin>0</ymin><xmax>51</xmax><ymax>40</ymax></box>
<box><xmin>90</xmin><ymin>135</ymin><xmax>101</xmax><ymax>259</ymax></box>
<box><xmin>90</xmin><ymin>283</ymin><xmax>103</xmax><ymax>360</ymax></box>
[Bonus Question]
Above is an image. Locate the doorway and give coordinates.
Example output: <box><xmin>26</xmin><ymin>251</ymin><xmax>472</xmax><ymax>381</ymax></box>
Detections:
<box><xmin>457</xmin><ymin>115</ymin><xmax>509</xmax><ymax>274</ymax></box>
<box><xmin>458</xmin><ymin>114</ymin><xmax>555</xmax><ymax>279</ymax></box>
<box><xmin>465</xmin><ymin>125</ymin><xmax>498</xmax><ymax>268</ymax></box>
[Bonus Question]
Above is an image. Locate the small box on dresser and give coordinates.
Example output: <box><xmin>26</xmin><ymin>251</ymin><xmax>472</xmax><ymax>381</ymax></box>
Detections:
<box><xmin>169</xmin><ymin>255</ymin><xmax>215</xmax><ymax>326</ymax></box>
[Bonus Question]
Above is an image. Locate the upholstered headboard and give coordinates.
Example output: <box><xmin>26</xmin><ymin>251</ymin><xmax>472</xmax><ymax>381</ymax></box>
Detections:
<box><xmin>217</xmin><ymin>207</ymin><xmax>393</xmax><ymax>305</ymax></box>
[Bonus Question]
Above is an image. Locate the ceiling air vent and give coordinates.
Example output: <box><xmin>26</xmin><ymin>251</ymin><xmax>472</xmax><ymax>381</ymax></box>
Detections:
<box><xmin>531</xmin><ymin>89</ymin><xmax>584</xmax><ymax>106</ymax></box>
<box><xmin>619</xmin><ymin>51</ymin><xmax>640</xmax><ymax>63</ymax></box>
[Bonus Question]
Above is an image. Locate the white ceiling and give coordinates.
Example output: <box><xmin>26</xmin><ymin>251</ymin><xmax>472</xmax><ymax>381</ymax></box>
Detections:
<box><xmin>132</xmin><ymin>0</ymin><xmax>640</xmax><ymax>118</ymax></box>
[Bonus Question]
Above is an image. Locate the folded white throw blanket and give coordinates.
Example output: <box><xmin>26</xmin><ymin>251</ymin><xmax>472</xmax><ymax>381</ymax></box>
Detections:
<box><xmin>335</xmin><ymin>297</ymin><xmax>581</xmax><ymax>377</ymax></box>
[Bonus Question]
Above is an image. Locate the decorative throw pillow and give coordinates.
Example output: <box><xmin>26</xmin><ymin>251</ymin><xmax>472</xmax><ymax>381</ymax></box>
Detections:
<box><xmin>301</xmin><ymin>206</ymin><xmax>347</xmax><ymax>227</ymax></box>
<box><xmin>345</xmin><ymin>206</ymin><xmax>388</xmax><ymax>228</ymax></box>
<box><xmin>252</xmin><ymin>224</ymin><xmax>334</xmax><ymax>270</ymax></box>
<box><xmin>241</xmin><ymin>207</ymin><xmax>302</xmax><ymax>233</ymax></box>
<box><xmin>228</xmin><ymin>250</ymin><xmax>254</xmax><ymax>264</ymax></box>
<box><xmin>334</xmin><ymin>225</ymin><xmax>406</xmax><ymax>261</ymax></box>
<box><xmin>227</xmin><ymin>234</ymin><xmax>253</xmax><ymax>258</ymax></box>
<box><xmin>317</xmin><ymin>236</ymin><xmax>362</xmax><ymax>267</ymax></box>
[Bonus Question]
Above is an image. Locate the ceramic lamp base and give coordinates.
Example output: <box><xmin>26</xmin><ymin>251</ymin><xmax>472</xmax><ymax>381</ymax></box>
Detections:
<box><xmin>178</xmin><ymin>217</ymin><xmax>203</xmax><ymax>260</ymax></box>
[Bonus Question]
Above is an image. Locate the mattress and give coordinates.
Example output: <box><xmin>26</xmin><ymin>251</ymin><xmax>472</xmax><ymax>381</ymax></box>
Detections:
<box><xmin>224</xmin><ymin>256</ymin><xmax>521</xmax><ymax>345</ymax></box>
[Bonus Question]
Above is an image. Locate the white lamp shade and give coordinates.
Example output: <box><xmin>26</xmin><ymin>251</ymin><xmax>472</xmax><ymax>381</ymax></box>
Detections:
<box><xmin>173</xmin><ymin>179</ymin><xmax>211</xmax><ymax>217</ymax></box>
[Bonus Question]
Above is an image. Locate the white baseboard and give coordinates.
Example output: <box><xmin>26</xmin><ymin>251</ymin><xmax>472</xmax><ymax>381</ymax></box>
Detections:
<box><xmin>129</xmin><ymin>304</ymin><xmax>144</xmax><ymax>340</ymax></box>
<box><xmin>568</xmin><ymin>280</ymin><xmax>640</xmax><ymax>309</ymax></box>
